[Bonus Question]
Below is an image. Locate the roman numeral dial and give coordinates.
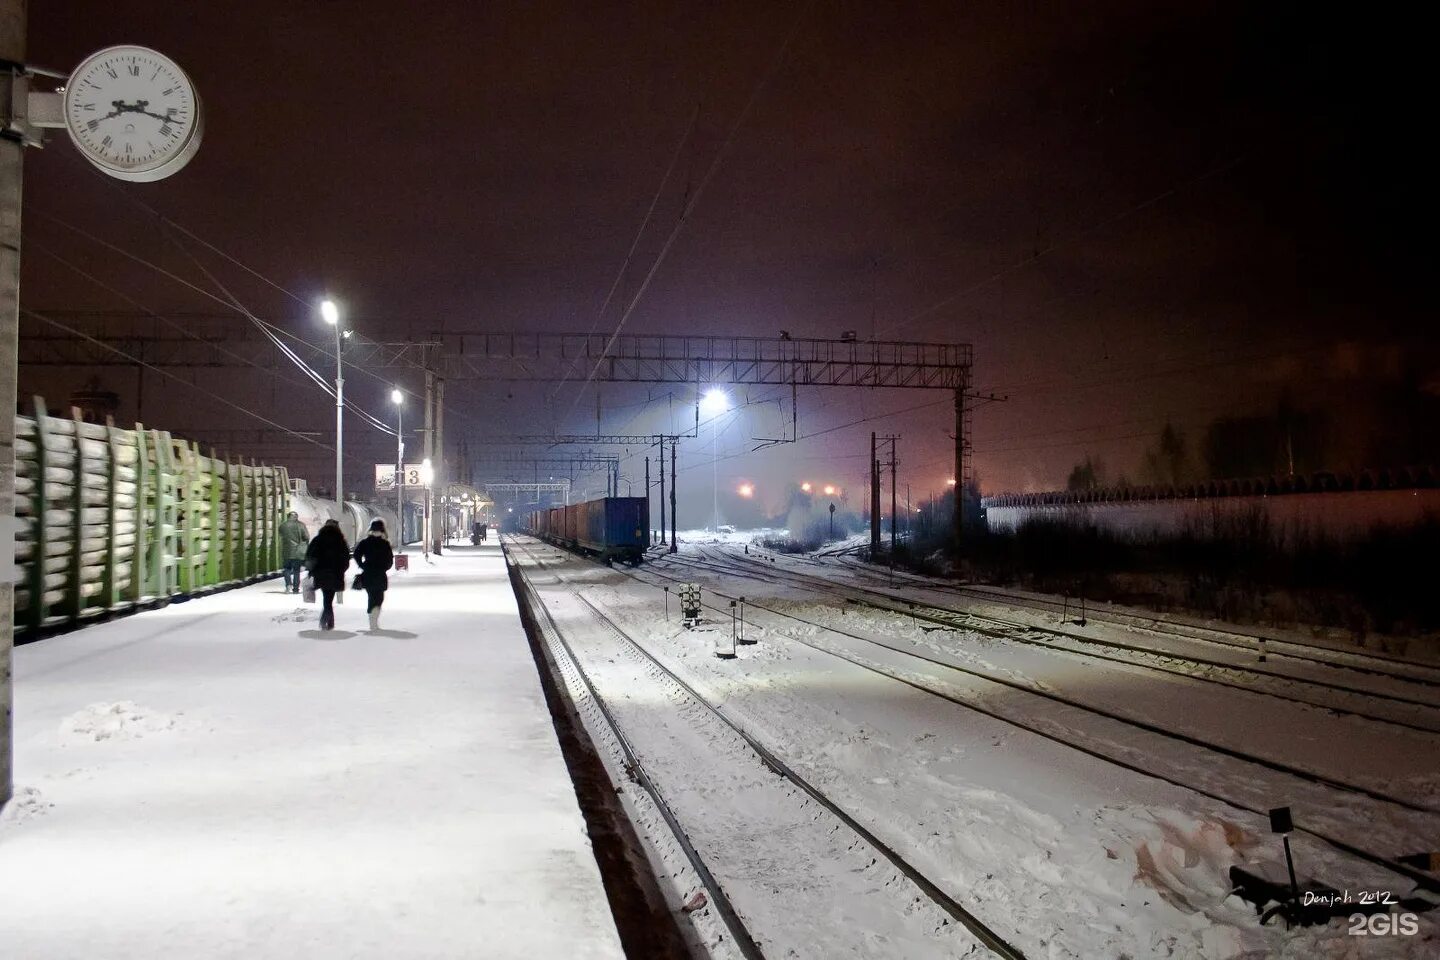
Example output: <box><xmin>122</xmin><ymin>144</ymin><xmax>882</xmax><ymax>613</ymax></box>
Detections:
<box><xmin>63</xmin><ymin>45</ymin><xmax>204</xmax><ymax>183</ymax></box>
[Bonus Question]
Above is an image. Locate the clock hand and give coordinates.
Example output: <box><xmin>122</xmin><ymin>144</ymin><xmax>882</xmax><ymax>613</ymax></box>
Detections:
<box><xmin>104</xmin><ymin>100</ymin><xmax>183</xmax><ymax>125</ymax></box>
<box><xmin>94</xmin><ymin>100</ymin><xmax>127</xmax><ymax>121</ymax></box>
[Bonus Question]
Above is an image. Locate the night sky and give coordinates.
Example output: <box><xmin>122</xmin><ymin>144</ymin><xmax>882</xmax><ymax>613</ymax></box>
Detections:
<box><xmin>17</xmin><ymin>2</ymin><xmax>1436</xmax><ymax>519</ymax></box>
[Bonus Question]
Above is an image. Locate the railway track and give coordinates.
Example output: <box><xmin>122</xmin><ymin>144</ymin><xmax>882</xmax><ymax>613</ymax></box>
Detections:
<box><xmin>507</xmin><ymin>536</ymin><xmax>1025</xmax><ymax>960</ymax></box>
<box><xmin>596</xmin><ymin>548</ymin><xmax>1440</xmax><ymax>896</ymax></box>
<box><xmin>827</xmin><ymin>553</ymin><xmax>1440</xmax><ymax>687</ymax></box>
<box><xmin>512</xmin><ymin>558</ymin><xmax>766</xmax><ymax>960</ymax></box>
<box><xmin>683</xmin><ymin>548</ymin><xmax>1440</xmax><ymax>734</ymax></box>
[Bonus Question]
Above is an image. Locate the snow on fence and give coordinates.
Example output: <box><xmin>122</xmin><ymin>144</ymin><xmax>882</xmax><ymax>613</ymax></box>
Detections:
<box><xmin>13</xmin><ymin>398</ymin><xmax>289</xmax><ymax>634</ymax></box>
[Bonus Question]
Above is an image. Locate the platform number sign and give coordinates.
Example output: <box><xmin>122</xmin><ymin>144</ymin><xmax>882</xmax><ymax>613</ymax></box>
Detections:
<box><xmin>375</xmin><ymin>463</ymin><xmax>425</xmax><ymax>491</ymax></box>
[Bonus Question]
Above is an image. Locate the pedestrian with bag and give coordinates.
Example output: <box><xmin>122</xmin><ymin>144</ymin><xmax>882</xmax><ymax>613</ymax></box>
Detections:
<box><xmin>353</xmin><ymin>518</ymin><xmax>395</xmax><ymax>631</ymax></box>
<box><xmin>304</xmin><ymin>518</ymin><xmax>351</xmax><ymax>630</ymax></box>
<box><xmin>279</xmin><ymin>511</ymin><xmax>310</xmax><ymax>594</ymax></box>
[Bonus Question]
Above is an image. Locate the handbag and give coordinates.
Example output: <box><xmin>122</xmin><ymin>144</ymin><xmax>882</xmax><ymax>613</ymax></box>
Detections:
<box><xmin>301</xmin><ymin>576</ymin><xmax>316</xmax><ymax>604</ymax></box>
<box><xmin>352</xmin><ymin>574</ymin><xmax>365</xmax><ymax>591</ymax></box>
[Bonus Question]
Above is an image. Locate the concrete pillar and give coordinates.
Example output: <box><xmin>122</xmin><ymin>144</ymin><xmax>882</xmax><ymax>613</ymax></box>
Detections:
<box><xmin>0</xmin><ymin>0</ymin><xmax>27</xmax><ymax>812</ymax></box>
<box><xmin>434</xmin><ymin>377</ymin><xmax>445</xmax><ymax>554</ymax></box>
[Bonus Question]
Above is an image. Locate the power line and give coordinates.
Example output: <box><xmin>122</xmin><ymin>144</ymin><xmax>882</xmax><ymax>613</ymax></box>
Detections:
<box><xmin>674</xmin><ymin>395</ymin><xmax>950</xmax><ymax>476</ymax></box>
<box><xmin>555</xmin><ymin>106</ymin><xmax>700</xmax><ymax>404</ymax></box>
<box><xmin>40</xmin><ymin>164</ymin><xmax>501</xmax><ymax>438</ymax></box>
<box><xmin>571</xmin><ymin>0</ymin><xmax>816</xmax><ymax>403</ymax></box>
<box><xmin>22</xmin><ymin>307</ymin><xmax>333</xmax><ymax>451</ymax></box>
<box><xmin>26</xmin><ymin>209</ymin><xmax>388</xmax><ymax>431</ymax></box>
<box><xmin>31</xmin><ymin>208</ymin><xmax>482</xmax><ymax>441</ymax></box>
<box><xmin>28</xmin><ymin>240</ymin><xmax>334</xmax><ymax>410</ymax></box>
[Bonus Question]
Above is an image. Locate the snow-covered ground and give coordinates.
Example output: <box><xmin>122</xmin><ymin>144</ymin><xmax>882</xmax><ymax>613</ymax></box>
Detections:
<box><xmin>523</xmin><ymin>562</ymin><xmax>988</xmax><ymax>958</ymax></box>
<box><xmin>0</xmin><ymin>544</ymin><xmax>623</xmax><ymax>960</ymax></box>
<box><xmin>671</xmin><ymin>551</ymin><xmax>1440</xmax><ymax>804</ymax></box>
<box><xmin>675</xmin><ymin>526</ymin><xmax>788</xmax><ymax>545</ymax></box>
<box><xmin>510</xmin><ymin>534</ymin><xmax>1440</xmax><ymax>959</ymax></box>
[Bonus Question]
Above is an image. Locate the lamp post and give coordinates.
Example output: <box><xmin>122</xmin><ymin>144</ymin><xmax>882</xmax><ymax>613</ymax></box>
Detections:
<box><xmin>391</xmin><ymin>388</ymin><xmax>404</xmax><ymax>549</ymax></box>
<box><xmin>701</xmin><ymin>388</ymin><xmax>728</xmax><ymax>535</ymax></box>
<box><xmin>321</xmin><ymin>298</ymin><xmax>347</xmax><ymax>509</ymax></box>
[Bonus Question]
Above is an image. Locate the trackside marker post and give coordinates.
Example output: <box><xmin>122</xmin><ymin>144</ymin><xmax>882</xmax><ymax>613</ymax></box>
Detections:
<box><xmin>737</xmin><ymin>596</ymin><xmax>754</xmax><ymax>645</ymax></box>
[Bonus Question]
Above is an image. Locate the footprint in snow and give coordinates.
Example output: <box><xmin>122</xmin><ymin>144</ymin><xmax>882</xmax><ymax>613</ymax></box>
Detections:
<box><xmin>272</xmin><ymin>608</ymin><xmax>313</xmax><ymax>624</ymax></box>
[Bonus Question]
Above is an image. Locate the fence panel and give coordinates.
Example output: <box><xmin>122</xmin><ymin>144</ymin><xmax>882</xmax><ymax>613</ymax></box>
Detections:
<box><xmin>13</xmin><ymin>399</ymin><xmax>290</xmax><ymax>634</ymax></box>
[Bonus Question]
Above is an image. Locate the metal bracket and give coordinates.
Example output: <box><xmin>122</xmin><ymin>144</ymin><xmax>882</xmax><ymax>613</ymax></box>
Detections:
<box><xmin>2</xmin><ymin>60</ymin><xmax>67</xmax><ymax>148</ymax></box>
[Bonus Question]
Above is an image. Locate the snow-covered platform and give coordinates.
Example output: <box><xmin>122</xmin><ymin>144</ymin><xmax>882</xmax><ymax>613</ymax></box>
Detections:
<box><xmin>0</xmin><ymin>543</ymin><xmax>624</xmax><ymax>960</ymax></box>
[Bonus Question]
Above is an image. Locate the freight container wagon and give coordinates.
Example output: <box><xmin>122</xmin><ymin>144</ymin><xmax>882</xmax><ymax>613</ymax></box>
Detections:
<box><xmin>525</xmin><ymin>496</ymin><xmax>648</xmax><ymax>563</ymax></box>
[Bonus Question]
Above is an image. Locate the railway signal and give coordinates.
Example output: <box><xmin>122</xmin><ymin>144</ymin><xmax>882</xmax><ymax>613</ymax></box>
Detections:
<box><xmin>679</xmin><ymin>583</ymin><xmax>702</xmax><ymax>627</ymax></box>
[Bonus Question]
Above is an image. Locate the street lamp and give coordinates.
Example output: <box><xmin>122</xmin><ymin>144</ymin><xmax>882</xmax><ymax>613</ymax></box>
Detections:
<box><xmin>391</xmin><ymin>388</ymin><xmax>404</xmax><ymax>548</ymax></box>
<box><xmin>320</xmin><ymin>298</ymin><xmax>349</xmax><ymax>507</ymax></box>
<box><xmin>700</xmin><ymin>388</ymin><xmax>729</xmax><ymax>534</ymax></box>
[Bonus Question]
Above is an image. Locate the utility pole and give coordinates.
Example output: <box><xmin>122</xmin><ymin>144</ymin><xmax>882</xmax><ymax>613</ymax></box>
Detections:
<box><xmin>658</xmin><ymin>438</ymin><xmax>667</xmax><ymax>545</ymax></box>
<box><xmin>889</xmin><ymin>439</ymin><xmax>898</xmax><ymax>554</ymax></box>
<box><xmin>870</xmin><ymin>432</ymin><xmax>881</xmax><ymax>553</ymax></box>
<box><xmin>953</xmin><ymin>388</ymin><xmax>964</xmax><ymax>548</ymax></box>
<box><xmin>644</xmin><ymin>456</ymin><xmax>651</xmax><ymax>543</ymax></box>
<box><xmin>669</xmin><ymin>440</ymin><xmax>677</xmax><ymax>554</ymax></box>
<box><xmin>1</xmin><ymin>0</ymin><xmax>25</xmax><ymax>813</ymax></box>
<box><xmin>434</xmin><ymin>377</ymin><xmax>445</xmax><ymax>553</ymax></box>
<box><xmin>423</xmin><ymin>371</ymin><xmax>434</xmax><ymax>558</ymax></box>
<box><xmin>906</xmin><ymin>482</ymin><xmax>911</xmax><ymax>541</ymax></box>
<box><xmin>394</xmin><ymin>391</ymin><xmax>404</xmax><ymax>546</ymax></box>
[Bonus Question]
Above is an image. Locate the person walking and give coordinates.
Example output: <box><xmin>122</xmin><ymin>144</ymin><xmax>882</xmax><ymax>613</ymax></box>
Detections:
<box><xmin>305</xmin><ymin>518</ymin><xmax>351</xmax><ymax>630</ymax></box>
<box><xmin>279</xmin><ymin>511</ymin><xmax>310</xmax><ymax>594</ymax></box>
<box><xmin>353</xmin><ymin>518</ymin><xmax>395</xmax><ymax>631</ymax></box>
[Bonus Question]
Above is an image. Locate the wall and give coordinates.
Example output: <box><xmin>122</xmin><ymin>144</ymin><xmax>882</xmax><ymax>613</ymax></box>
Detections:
<box><xmin>984</xmin><ymin>488</ymin><xmax>1440</xmax><ymax>543</ymax></box>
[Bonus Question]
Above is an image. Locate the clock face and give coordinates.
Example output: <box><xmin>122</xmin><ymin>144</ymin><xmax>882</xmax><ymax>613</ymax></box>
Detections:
<box><xmin>63</xmin><ymin>45</ymin><xmax>203</xmax><ymax>183</ymax></box>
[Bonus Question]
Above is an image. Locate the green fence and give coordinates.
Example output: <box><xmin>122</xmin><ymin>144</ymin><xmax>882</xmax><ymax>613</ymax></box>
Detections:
<box><xmin>13</xmin><ymin>398</ymin><xmax>290</xmax><ymax>634</ymax></box>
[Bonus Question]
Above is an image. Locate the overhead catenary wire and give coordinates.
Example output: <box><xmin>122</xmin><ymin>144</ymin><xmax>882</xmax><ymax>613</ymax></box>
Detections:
<box><xmin>146</xmin><ymin>210</ymin><xmax>398</xmax><ymax>435</ymax></box>
<box><xmin>22</xmin><ymin>307</ymin><xmax>334</xmax><ymax>450</ymax></box>
<box><xmin>27</xmin><ymin>240</ymin><xmax>339</xmax><ymax>411</ymax></box>
<box><xmin>24</xmin><ymin>244</ymin><xmax>400</xmax><ymax>473</ymax></box>
<box><xmin>671</xmin><ymin>394</ymin><xmax>952</xmax><ymax>477</ymax></box>
<box><xmin>569</xmin><ymin>0</ymin><xmax>817</xmax><ymax>407</ymax></box>
<box><xmin>29</xmin><ymin>199</ymin><xmax>410</xmax><ymax>428</ymax></box>
<box><xmin>27</xmin><ymin>210</ymin><xmax>368</xmax><ymax>414</ymax></box>
<box><xmin>49</xmin><ymin>141</ymin><xmax>523</xmax><ymax>436</ymax></box>
<box><xmin>553</xmin><ymin>106</ymin><xmax>701</xmax><ymax>403</ymax></box>
<box><xmin>30</xmin><ymin>206</ymin><xmax>355</xmax><ymax>412</ymax></box>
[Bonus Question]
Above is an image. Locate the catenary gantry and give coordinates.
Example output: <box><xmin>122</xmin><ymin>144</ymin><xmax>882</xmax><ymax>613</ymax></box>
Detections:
<box><xmin>20</xmin><ymin>312</ymin><xmax>977</xmax><ymax>541</ymax></box>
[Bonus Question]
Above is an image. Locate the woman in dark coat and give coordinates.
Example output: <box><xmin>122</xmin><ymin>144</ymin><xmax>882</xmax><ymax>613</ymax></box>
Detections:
<box><xmin>305</xmin><ymin>519</ymin><xmax>351</xmax><ymax>630</ymax></box>
<box><xmin>353</xmin><ymin>518</ymin><xmax>395</xmax><ymax>631</ymax></box>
